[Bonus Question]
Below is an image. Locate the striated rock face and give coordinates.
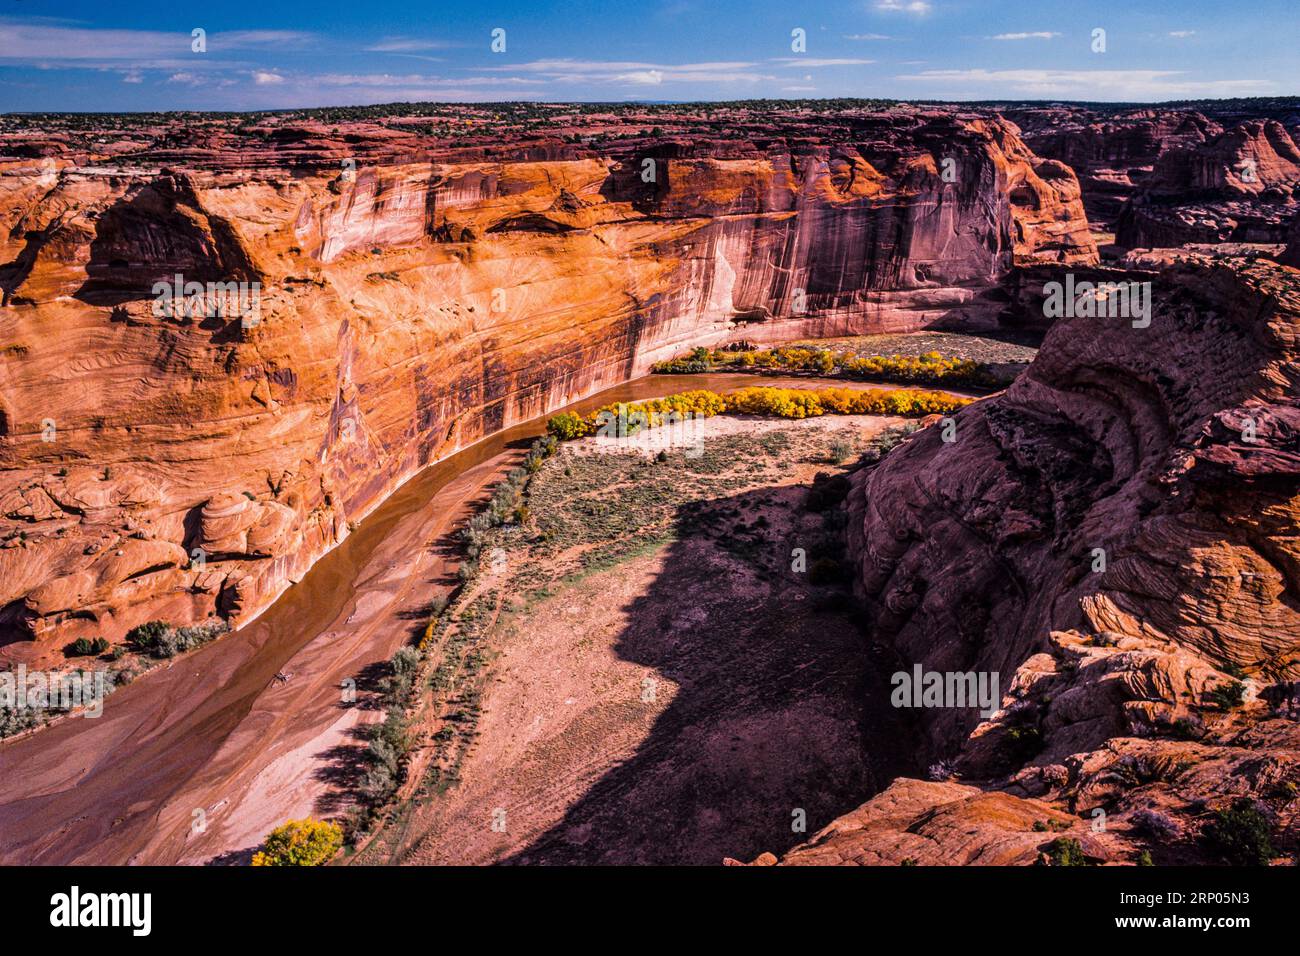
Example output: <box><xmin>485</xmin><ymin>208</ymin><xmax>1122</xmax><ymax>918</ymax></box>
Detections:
<box><xmin>1006</xmin><ymin>108</ymin><xmax>1222</xmax><ymax>228</ymax></box>
<box><xmin>1115</xmin><ymin>121</ymin><xmax>1300</xmax><ymax>248</ymax></box>
<box><xmin>778</xmin><ymin>778</ymin><xmax>1123</xmax><ymax>865</ymax></box>
<box><xmin>776</xmin><ymin>255</ymin><xmax>1300</xmax><ymax>865</ymax></box>
<box><xmin>0</xmin><ymin>111</ymin><xmax>1094</xmax><ymax>657</ymax></box>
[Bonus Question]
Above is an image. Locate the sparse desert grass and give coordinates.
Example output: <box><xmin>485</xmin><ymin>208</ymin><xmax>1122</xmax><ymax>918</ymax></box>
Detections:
<box><xmin>351</xmin><ymin>414</ymin><xmax>925</xmax><ymax>864</ymax></box>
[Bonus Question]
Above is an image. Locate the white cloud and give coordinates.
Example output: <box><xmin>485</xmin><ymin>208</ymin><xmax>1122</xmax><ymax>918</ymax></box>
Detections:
<box><xmin>874</xmin><ymin>0</ymin><xmax>931</xmax><ymax>14</ymax></box>
<box><xmin>494</xmin><ymin>59</ymin><xmax>756</xmax><ymax>74</ymax></box>
<box><xmin>772</xmin><ymin>57</ymin><xmax>875</xmax><ymax>67</ymax></box>
<box><xmin>215</xmin><ymin>30</ymin><xmax>314</xmax><ymax>48</ymax></box>
<box><xmin>121</xmin><ymin>70</ymin><xmax>143</xmax><ymax>84</ymax></box>
<box><xmin>308</xmin><ymin>73</ymin><xmax>544</xmax><ymax>88</ymax></box>
<box><xmin>990</xmin><ymin>32</ymin><xmax>1061</xmax><ymax>41</ymax></box>
<box><xmin>252</xmin><ymin>71</ymin><xmax>284</xmax><ymax>85</ymax></box>
<box><xmin>895</xmin><ymin>68</ymin><xmax>1274</xmax><ymax>100</ymax></box>
<box><xmin>166</xmin><ymin>72</ymin><xmax>204</xmax><ymax>86</ymax></box>
<box><xmin>365</xmin><ymin>37</ymin><xmax>454</xmax><ymax>52</ymax></box>
<box><xmin>0</xmin><ymin>19</ymin><xmax>314</xmax><ymax>61</ymax></box>
<box><xmin>844</xmin><ymin>33</ymin><xmax>893</xmax><ymax>40</ymax></box>
<box><xmin>1169</xmin><ymin>30</ymin><xmax>1197</xmax><ymax>38</ymax></box>
<box><xmin>484</xmin><ymin>59</ymin><xmax>768</xmax><ymax>85</ymax></box>
<box><xmin>616</xmin><ymin>70</ymin><xmax>664</xmax><ymax>85</ymax></box>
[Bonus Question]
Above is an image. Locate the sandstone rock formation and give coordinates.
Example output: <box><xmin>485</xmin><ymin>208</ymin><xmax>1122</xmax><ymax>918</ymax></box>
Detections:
<box><xmin>1006</xmin><ymin>107</ymin><xmax>1222</xmax><ymax>228</ymax></box>
<box><xmin>773</xmin><ymin>254</ymin><xmax>1300</xmax><ymax>865</ymax></box>
<box><xmin>1115</xmin><ymin>121</ymin><xmax>1300</xmax><ymax>248</ymax></box>
<box><xmin>0</xmin><ymin>109</ymin><xmax>1095</xmax><ymax>659</ymax></box>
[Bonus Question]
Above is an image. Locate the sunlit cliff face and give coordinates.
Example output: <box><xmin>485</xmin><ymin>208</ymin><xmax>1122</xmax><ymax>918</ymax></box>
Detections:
<box><xmin>0</xmin><ymin>110</ymin><xmax>1095</xmax><ymax>654</ymax></box>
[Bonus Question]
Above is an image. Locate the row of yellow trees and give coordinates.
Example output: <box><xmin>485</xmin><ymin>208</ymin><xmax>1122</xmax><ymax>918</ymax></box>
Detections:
<box><xmin>547</xmin><ymin>385</ymin><xmax>970</xmax><ymax>440</ymax></box>
<box><xmin>653</xmin><ymin>346</ymin><xmax>998</xmax><ymax>389</ymax></box>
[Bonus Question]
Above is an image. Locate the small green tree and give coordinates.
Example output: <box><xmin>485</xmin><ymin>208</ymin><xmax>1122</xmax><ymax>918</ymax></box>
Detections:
<box><xmin>63</xmin><ymin>637</ymin><xmax>110</xmax><ymax>658</ymax></box>
<box><xmin>251</xmin><ymin>818</ymin><xmax>343</xmax><ymax>866</ymax></box>
<box><xmin>125</xmin><ymin>620</ymin><xmax>174</xmax><ymax>658</ymax></box>
<box><xmin>1045</xmin><ymin>837</ymin><xmax>1088</xmax><ymax>866</ymax></box>
<box><xmin>1204</xmin><ymin>799</ymin><xmax>1275</xmax><ymax>866</ymax></box>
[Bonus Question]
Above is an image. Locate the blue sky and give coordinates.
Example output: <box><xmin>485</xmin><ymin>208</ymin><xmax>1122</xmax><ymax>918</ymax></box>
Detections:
<box><xmin>1</xmin><ymin>0</ymin><xmax>1296</xmax><ymax>111</ymax></box>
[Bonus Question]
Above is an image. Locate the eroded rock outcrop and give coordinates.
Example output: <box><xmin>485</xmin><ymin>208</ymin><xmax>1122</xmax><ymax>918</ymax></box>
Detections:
<box><xmin>773</xmin><ymin>255</ymin><xmax>1300</xmax><ymax>865</ymax></box>
<box><xmin>1006</xmin><ymin>107</ymin><xmax>1222</xmax><ymax>228</ymax></box>
<box><xmin>1116</xmin><ymin>121</ymin><xmax>1300</xmax><ymax>248</ymax></box>
<box><xmin>0</xmin><ymin>110</ymin><xmax>1094</xmax><ymax>658</ymax></box>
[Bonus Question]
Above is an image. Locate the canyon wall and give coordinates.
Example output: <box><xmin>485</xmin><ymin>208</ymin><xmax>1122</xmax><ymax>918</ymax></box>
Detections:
<box><xmin>1006</xmin><ymin>107</ymin><xmax>1221</xmax><ymax>228</ymax></box>
<box><xmin>783</xmin><ymin>253</ymin><xmax>1300</xmax><ymax>864</ymax></box>
<box><xmin>0</xmin><ymin>113</ymin><xmax>1095</xmax><ymax>658</ymax></box>
<box><xmin>1115</xmin><ymin>120</ymin><xmax>1300</xmax><ymax>248</ymax></box>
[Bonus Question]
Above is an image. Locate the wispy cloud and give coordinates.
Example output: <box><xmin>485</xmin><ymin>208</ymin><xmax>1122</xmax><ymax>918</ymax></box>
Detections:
<box><xmin>364</xmin><ymin>37</ymin><xmax>456</xmax><ymax>52</ymax></box>
<box><xmin>309</xmin><ymin>72</ymin><xmax>546</xmax><ymax>88</ymax></box>
<box><xmin>1169</xmin><ymin>30</ymin><xmax>1197</xmax><ymax>38</ymax></box>
<box><xmin>0</xmin><ymin>18</ymin><xmax>314</xmax><ymax>61</ymax></box>
<box><xmin>772</xmin><ymin>57</ymin><xmax>875</xmax><ymax>67</ymax></box>
<box><xmin>990</xmin><ymin>32</ymin><xmax>1061</xmax><ymax>41</ymax></box>
<box><xmin>895</xmin><ymin>68</ymin><xmax>1273</xmax><ymax>99</ymax></box>
<box><xmin>252</xmin><ymin>71</ymin><xmax>285</xmax><ymax>85</ymax></box>
<box><xmin>483</xmin><ymin>58</ymin><xmax>769</xmax><ymax>85</ymax></box>
<box><xmin>874</xmin><ymin>0</ymin><xmax>932</xmax><ymax>14</ymax></box>
<box><xmin>844</xmin><ymin>33</ymin><xmax>893</xmax><ymax>40</ymax></box>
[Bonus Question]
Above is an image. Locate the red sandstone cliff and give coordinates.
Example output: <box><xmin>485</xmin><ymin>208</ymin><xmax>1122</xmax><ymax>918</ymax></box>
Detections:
<box><xmin>1115</xmin><ymin>120</ymin><xmax>1300</xmax><ymax>248</ymax></box>
<box><xmin>0</xmin><ymin>111</ymin><xmax>1095</xmax><ymax>658</ymax></box>
<box><xmin>1005</xmin><ymin>107</ymin><xmax>1222</xmax><ymax>228</ymax></box>
<box><xmin>773</xmin><ymin>254</ymin><xmax>1300</xmax><ymax>865</ymax></box>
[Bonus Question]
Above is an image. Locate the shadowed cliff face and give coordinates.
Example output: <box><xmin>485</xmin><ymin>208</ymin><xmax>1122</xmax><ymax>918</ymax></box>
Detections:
<box><xmin>1007</xmin><ymin>107</ymin><xmax>1223</xmax><ymax>228</ymax></box>
<box><xmin>779</xmin><ymin>256</ymin><xmax>1300</xmax><ymax>866</ymax></box>
<box><xmin>0</xmin><ymin>111</ymin><xmax>1095</xmax><ymax>654</ymax></box>
<box><xmin>1115</xmin><ymin>120</ymin><xmax>1300</xmax><ymax>248</ymax></box>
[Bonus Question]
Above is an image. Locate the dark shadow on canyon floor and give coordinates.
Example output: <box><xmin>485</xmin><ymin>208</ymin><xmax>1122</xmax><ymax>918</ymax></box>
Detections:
<box><xmin>498</xmin><ymin>483</ymin><xmax>922</xmax><ymax>865</ymax></box>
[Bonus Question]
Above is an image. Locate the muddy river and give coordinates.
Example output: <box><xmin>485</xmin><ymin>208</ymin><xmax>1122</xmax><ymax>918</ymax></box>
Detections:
<box><xmin>0</xmin><ymin>373</ymin><xmax>947</xmax><ymax>864</ymax></box>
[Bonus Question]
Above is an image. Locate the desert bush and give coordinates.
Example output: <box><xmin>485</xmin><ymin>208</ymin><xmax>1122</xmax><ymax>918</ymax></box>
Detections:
<box><xmin>63</xmin><ymin>637</ymin><xmax>109</xmax><ymax>658</ymax></box>
<box><xmin>124</xmin><ymin>619</ymin><xmax>228</xmax><ymax>659</ymax></box>
<box><xmin>1203</xmin><ymin>799</ymin><xmax>1275</xmax><ymax>866</ymax></box>
<box><xmin>1044</xmin><ymin>837</ymin><xmax>1088</xmax><ymax>866</ymax></box>
<box><xmin>251</xmin><ymin>818</ymin><xmax>343</xmax><ymax>866</ymax></box>
<box><xmin>546</xmin><ymin>411</ymin><xmax>589</xmax><ymax>440</ymax></box>
<box><xmin>125</xmin><ymin>620</ymin><xmax>171</xmax><ymax>656</ymax></box>
<box><xmin>1130</xmin><ymin>808</ymin><xmax>1181</xmax><ymax>841</ymax></box>
<box><xmin>1205</xmin><ymin>679</ymin><xmax>1247</xmax><ymax>710</ymax></box>
<box><xmin>0</xmin><ymin>705</ymin><xmax>42</xmax><ymax>739</ymax></box>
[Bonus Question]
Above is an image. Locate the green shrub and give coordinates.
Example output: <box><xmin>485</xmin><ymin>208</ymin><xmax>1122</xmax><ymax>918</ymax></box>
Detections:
<box><xmin>125</xmin><ymin>620</ymin><xmax>172</xmax><ymax>656</ymax></box>
<box><xmin>1205</xmin><ymin>680</ymin><xmax>1247</xmax><ymax>711</ymax></box>
<box><xmin>124</xmin><ymin>619</ymin><xmax>229</xmax><ymax>659</ymax></box>
<box><xmin>1045</xmin><ymin>837</ymin><xmax>1088</xmax><ymax>866</ymax></box>
<box><xmin>63</xmin><ymin>636</ymin><xmax>110</xmax><ymax>658</ymax></box>
<box><xmin>1203</xmin><ymin>799</ymin><xmax>1275</xmax><ymax>866</ymax></box>
<box><xmin>546</xmin><ymin>411</ymin><xmax>589</xmax><ymax>440</ymax></box>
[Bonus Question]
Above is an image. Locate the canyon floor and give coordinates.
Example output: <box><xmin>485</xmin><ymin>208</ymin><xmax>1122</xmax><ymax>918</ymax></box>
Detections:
<box><xmin>0</xmin><ymin>372</ymin><xmax>939</xmax><ymax>865</ymax></box>
<box><xmin>351</xmin><ymin>414</ymin><xmax>921</xmax><ymax>865</ymax></box>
